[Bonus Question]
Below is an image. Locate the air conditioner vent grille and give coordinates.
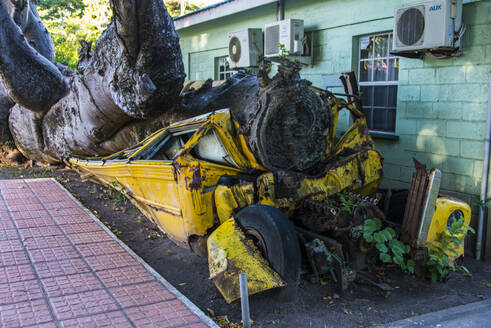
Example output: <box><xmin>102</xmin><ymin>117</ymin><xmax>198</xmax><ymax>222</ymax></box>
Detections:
<box><xmin>229</xmin><ymin>36</ymin><xmax>242</xmax><ymax>63</ymax></box>
<box><xmin>397</xmin><ymin>7</ymin><xmax>425</xmax><ymax>46</ymax></box>
<box><xmin>265</xmin><ymin>25</ymin><xmax>279</xmax><ymax>56</ymax></box>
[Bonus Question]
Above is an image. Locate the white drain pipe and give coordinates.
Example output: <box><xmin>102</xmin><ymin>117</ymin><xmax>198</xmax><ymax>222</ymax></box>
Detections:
<box><xmin>477</xmin><ymin>69</ymin><xmax>491</xmax><ymax>260</ymax></box>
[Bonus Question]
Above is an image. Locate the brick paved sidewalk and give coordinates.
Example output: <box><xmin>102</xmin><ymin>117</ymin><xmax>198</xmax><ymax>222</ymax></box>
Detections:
<box><xmin>0</xmin><ymin>178</ymin><xmax>218</xmax><ymax>328</ymax></box>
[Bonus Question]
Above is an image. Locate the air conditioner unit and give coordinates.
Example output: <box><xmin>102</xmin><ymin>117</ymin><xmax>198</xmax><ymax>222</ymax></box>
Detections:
<box><xmin>227</xmin><ymin>28</ymin><xmax>263</xmax><ymax>69</ymax></box>
<box><xmin>264</xmin><ymin>19</ymin><xmax>304</xmax><ymax>58</ymax></box>
<box><xmin>392</xmin><ymin>0</ymin><xmax>463</xmax><ymax>53</ymax></box>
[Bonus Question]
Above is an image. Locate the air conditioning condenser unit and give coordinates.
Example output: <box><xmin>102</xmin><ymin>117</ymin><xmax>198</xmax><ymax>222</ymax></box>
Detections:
<box><xmin>264</xmin><ymin>19</ymin><xmax>304</xmax><ymax>58</ymax></box>
<box><xmin>227</xmin><ymin>28</ymin><xmax>263</xmax><ymax>69</ymax></box>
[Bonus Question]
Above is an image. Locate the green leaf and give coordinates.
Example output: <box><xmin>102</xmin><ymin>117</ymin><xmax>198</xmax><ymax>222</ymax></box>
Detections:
<box><xmin>406</xmin><ymin>260</ymin><xmax>416</xmax><ymax>273</ymax></box>
<box><xmin>364</xmin><ymin>218</ymin><xmax>382</xmax><ymax>234</ymax></box>
<box><xmin>376</xmin><ymin>242</ymin><xmax>388</xmax><ymax>253</ymax></box>
<box><xmin>379</xmin><ymin>253</ymin><xmax>392</xmax><ymax>263</ymax></box>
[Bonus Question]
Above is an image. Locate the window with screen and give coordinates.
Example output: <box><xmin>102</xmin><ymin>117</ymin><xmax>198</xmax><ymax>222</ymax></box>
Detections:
<box><xmin>358</xmin><ymin>33</ymin><xmax>399</xmax><ymax>133</ymax></box>
<box><xmin>216</xmin><ymin>56</ymin><xmax>233</xmax><ymax>80</ymax></box>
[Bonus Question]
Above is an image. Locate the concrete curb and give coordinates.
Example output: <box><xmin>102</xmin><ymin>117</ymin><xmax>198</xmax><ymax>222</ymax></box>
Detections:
<box><xmin>378</xmin><ymin>298</ymin><xmax>491</xmax><ymax>328</ymax></box>
<box><xmin>51</xmin><ymin>178</ymin><xmax>220</xmax><ymax>328</ymax></box>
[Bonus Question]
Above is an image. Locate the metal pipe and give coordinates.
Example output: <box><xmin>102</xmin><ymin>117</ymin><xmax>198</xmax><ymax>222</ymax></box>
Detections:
<box><xmin>239</xmin><ymin>273</ymin><xmax>251</xmax><ymax>328</ymax></box>
<box><xmin>477</xmin><ymin>69</ymin><xmax>491</xmax><ymax>261</ymax></box>
<box><xmin>276</xmin><ymin>0</ymin><xmax>285</xmax><ymax>21</ymax></box>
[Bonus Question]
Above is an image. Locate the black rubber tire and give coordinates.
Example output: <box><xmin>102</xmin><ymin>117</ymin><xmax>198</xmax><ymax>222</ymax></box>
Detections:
<box><xmin>235</xmin><ymin>205</ymin><xmax>301</xmax><ymax>298</ymax></box>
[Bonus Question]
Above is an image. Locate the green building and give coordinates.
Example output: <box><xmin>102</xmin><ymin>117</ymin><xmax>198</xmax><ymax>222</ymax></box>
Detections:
<box><xmin>174</xmin><ymin>0</ymin><xmax>491</xmax><ymax>259</ymax></box>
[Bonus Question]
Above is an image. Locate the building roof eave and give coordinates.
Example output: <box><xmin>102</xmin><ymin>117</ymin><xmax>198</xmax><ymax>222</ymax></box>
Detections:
<box><xmin>174</xmin><ymin>0</ymin><xmax>278</xmax><ymax>30</ymax></box>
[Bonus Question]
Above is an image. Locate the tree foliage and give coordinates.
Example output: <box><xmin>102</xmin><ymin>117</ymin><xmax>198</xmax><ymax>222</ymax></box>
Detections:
<box><xmin>37</xmin><ymin>0</ymin><xmax>111</xmax><ymax>68</ymax></box>
<box><xmin>164</xmin><ymin>1</ymin><xmax>202</xmax><ymax>18</ymax></box>
<box><xmin>36</xmin><ymin>0</ymin><xmax>202</xmax><ymax>69</ymax></box>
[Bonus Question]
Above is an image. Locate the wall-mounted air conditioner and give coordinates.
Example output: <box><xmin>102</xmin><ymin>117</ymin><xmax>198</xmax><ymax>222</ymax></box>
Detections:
<box><xmin>227</xmin><ymin>28</ymin><xmax>263</xmax><ymax>69</ymax></box>
<box><xmin>392</xmin><ymin>0</ymin><xmax>463</xmax><ymax>53</ymax></box>
<box><xmin>264</xmin><ymin>19</ymin><xmax>304</xmax><ymax>58</ymax></box>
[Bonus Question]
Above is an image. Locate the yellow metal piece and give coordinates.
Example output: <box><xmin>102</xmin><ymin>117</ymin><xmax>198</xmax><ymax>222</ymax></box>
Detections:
<box><xmin>214</xmin><ymin>183</ymin><xmax>254</xmax><ymax>224</ymax></box>
<box><xmin>426</xmin><ymin>197</ymin><xmax>471</xmax><ymax>261</ymax></box>
<box><xmin>207</xmin><ymin>218</ymin><xmax>285</xmax><ymax>303</ymax></box>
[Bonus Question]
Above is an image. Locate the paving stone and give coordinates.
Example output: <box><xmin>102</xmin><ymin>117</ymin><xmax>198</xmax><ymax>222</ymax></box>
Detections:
<box><xmin>52</xmin><ymin>214</ymin><xmax>94</xmax><ymax>225</ymax></box>
<box><xmin>18</xmin><ymin>226</ymin><xmax>64</xmax><ymax>239</ymax></box>
<box><xmin>85</xmin><ymin>252</ymin><xmax>136</xmax><ymax>271</ymax></box>
<box><xmin>15</xmin><ymin>217</ymin><xmax>56</xmax><ymax>229</ymax></box>
<box><xmin>0</xmin><ymin>239</ymin><xmax>24</xmax><ymax>253</ymax></box>
<box><xmin>59</xmin><ymin>311</ymin><xmax>133</xmax><ymax>328</ymax></box>
<box><xmin>0</xmin><ymin>219</ymin><xmax>15</xmax><ymax>230</ymax></box>
<box><xmin>34</xmin><ymin>258</ymin><xmax>91</xmax><ymax>279</ymax></box>
<box><xmin>60</xmin><ymin>222</ymin><xmax>101</xmax><ymax>234</ymax></box>
<box><xmin>96</xmin><ymin>265</ymin><xmax>155</xmax><ymax>288</ymax></box>
<box><xmin>110</xmin><ymin>281</ymin><xmax>175</xmax><ymax>308</ymax></box>
<box><xmin>27</xmin><ymin>246</ymin><xmax>80</xmax><ymax>263</ymax></box>
<box><xmin>69</xmin><ymin>231</ymin><xmax>114</xmax><ymax>245</ymax></box>
<box><xmin>23</xmin><ymin>235</ymin><xmax>71</xmax><ymax>250</ymax></box>
<box><xmin>0</xmin><ymin>229</ymin><xmax>18</xmax><ymax>241</ymax></box>
<box><xmin>50</xmin><ymin>289</ymin><xmax>119</xmax><ymax>320</ymax></box>
<box><xmin>41</xmin><ymin>272</ymin><xmax>103</xmax><ymax>297</ymax></box>
<box><xmin>0</xmin><ymin>298</ymin><xmax>53</xmax><ymax>328</ymax></box>
<box><xmin>10</xmin><ymin>210</ymin><xmax>50</xmax><ymax>220</ymax></box>
<box><xmin>0</xmin><ymin>265</ymin><xmax>36</xmax><ymax>284</ymax></box>
<box><xmin>49</xmin><ymin>207</ymin><xmax>87</xmax><ymax>217</ymax></box>
<box><xmin>0</xmin><ymin>251</ymin><xmax>30</xmax><ymax>267</ymax></box>
<box><xmin>0</xmin><ymin>280</ymin><xmax>44</xmax><ymax>305</ymax></box>
<box><xmin>125</xmin><ymin>300</ymin><xmax>201</xmax><ymax>328</ymax></box>
<box><xmin>76</xmin><ymin>240</ymin><xmax>125</xmax><ymax>258</ymax></box>
<box><xmin>8</xmin><ymin>204</ymin><xmax>46</xmax><ymax>212</ymax></box>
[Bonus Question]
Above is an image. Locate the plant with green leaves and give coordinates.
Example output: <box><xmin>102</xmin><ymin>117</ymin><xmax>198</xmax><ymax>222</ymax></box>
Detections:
<box><xmin>426</xmin><ymin>217</ymin><xmax>475</xmax><ymax>282</ymax></box>
<box><xmin>363</xmin><ymin>218</ymin><xmax>415</xmax><ymax>273</ymax></box>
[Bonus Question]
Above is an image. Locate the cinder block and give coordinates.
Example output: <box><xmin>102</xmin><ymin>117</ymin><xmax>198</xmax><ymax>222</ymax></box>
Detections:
<box><xmin>399</xmin><ymin>57</ymin><xmax>424</xmax><ymax>69</ymax></box>
<box><xmin>437</xmin><ymin>66</ymin><xmax>466</xmax><ymax>83</ymax></box>
<box><xmin>398</xmin><ymin>69</ymin><xmax>409</xmax><ymax>85</ymax></box>
<box><xmin>440</xmin><ymin>172</ymin><xmax>467</xmax><ymax>193</ymax></box>
<box><xmin>473</xmin><ymin>160</ymin><xmax>484</xmax><ymax>178</ymax></box>
<box><xmin>383</xmin><ymin>163</ymin><xmax>401</xmax><ymax>180</ymax></box>
<box><xmin>430</xmin><ymin>137</ymin><xmax>460</xmax><ymax>157</ymax></box>
<box><xmin>449</xmin><ymin>84</ymin><xmax>483</xmax><ymax>102</ymax></box>
<box><xmin>398</xmin><ymin>85</ymin><xmax>421</xmax><ymax>101</ymax></box>
<box><xmin>420</xmin><ymin>85</ymin><xmax>440</xmax><ymax>102</ymax></box>
<box><xmin>447</xmin><ymin>121</ymin><xmax>485</xmax><ymax>140</ymax></box>
<box><xmin>396</xmin><ymin>119</ymin><xmax>417</xmax><ymax>135</ymax></box>
<box><xmin>461</xmin><ymin>140</ymin><xmax>484</xmax><ymax>160</ymax></box>
<box><xmin>445</xmin><ymin>157</ymin><xmax>475</xmax><ymax>176</ymax></box>
<box><xmin>433</xmin><ymin>102</ymin><xmax>464</xmax><ymax>120</ymax></box>
<box><xmin>465</xmin><ymin>65</ymin><xmax>490</xmax><ymax>83</ymax></box>
<box><xmin>405</xmin><ymin>102</ymin><xmax>435</xmax><ymax>119</ymax></box>
<box><xmin>417</xmin><ymin>120</ymin><xmax>445</xmax><ymax>137</ymax></box>
<box><xmin>409</xmin><ymin>68</ymin><xmax>436</xmax><ymax>84</ymax></box>
<box><xmin>466</xmin><ymin>24</ymin><xmax>491</xmax><ymax>46</ymax></box>
<box><xmin>464</xmin><ymin>102</ymin><xmax>487</xmax><ymax>121</ymax></box>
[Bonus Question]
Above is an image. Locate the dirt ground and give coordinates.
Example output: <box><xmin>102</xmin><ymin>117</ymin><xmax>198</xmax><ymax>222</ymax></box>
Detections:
<box><xmin>1</xmin><ymin>165</ymin><xmax>490</xmax><ymax>328</ymax></box>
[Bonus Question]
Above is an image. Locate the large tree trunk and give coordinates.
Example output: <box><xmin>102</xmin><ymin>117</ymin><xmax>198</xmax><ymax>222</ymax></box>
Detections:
<box><xmin>0</xmin><ymin>0</ymin><xmax>330</xmax><ymax>173</ymax></box>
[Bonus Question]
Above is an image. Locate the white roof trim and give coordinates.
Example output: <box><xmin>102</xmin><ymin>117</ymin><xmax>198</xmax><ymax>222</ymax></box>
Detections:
<box><xmin>174</xmin><ymin>0</ymin><xmax>277</xmax><ymax>30</ymax></box>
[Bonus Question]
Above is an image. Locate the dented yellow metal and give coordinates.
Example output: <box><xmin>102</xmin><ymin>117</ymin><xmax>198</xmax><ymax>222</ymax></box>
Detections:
<box><xmin>69</xmin><ymin>97</ymin><xmax>386</xmax><ymax>302</ymax></box>
<box><xmin>426</xmin><ymin>197</ymin><xmax>472</xmax><ymax>261</ymax></box>
<box><xmin>207</xmin><ymin>218</ymin><xmax>286</xmax><ymax>303</ymax></box>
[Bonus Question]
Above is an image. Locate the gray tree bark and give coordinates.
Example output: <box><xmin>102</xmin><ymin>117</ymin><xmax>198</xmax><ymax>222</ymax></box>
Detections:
<box><xmin>0</xmin><ymin>0</ymin><xmax>330</xmax><ymax>173</ymax></box>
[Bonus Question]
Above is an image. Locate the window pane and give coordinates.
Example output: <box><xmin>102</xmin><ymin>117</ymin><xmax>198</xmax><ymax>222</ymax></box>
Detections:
<box><xmin>373</xmin><ymin>86</ymin><xmax>389</xmax><ymax>107</ymax></box>
<box><xmin>374</xmin><ymin>59</ymin><xmax>388</xmax><ymax>81</ymax></box>
<box><xmin>360</xmin><ymin>86</ymin><xmax>373</xmax><ymax>107</ymax></box>
<box><xmin>360</xmin><ymin>36</ymin><xmax>373</xmax><ymax>60</ymax></box>
<box><xmin>389</xmin><ymin>58</ymin><xmax>399</xmax><ymax>81</ymax></box>
<box><xmin>365</xmin><ymin>107</ymin><xmax>373</xmax><ymax>128</ymax></box>
<box><xmin>374</xmin><ymin>35</ymin><xmax>388</xmax><ymax>58</ymax></box>
<box><xmin>359</xmin><ymin>61</ymin><xmax>373</xmax><ymax>82</ymax></box>
<box><xmin>372</xmin><ymin>108</ymin><xmax>396</xmax><ymax>131</ymax></box>
<box><xmin>388</xmin><ymin>86</ymin><xmax>398</xmax><ymax>107</ymax></box>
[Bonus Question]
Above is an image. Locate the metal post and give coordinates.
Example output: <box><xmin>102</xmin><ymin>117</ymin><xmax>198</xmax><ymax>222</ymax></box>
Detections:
<box><xmin>276</xmin><ymin>0</ymin><xmax>285</xmax><ymax>21</ymax></box>
<box><xmin>477</xmin><ymin>69</ymin><xmax>491</xmax><ymax>260</ymax></box>
<box><xmin>239</xmin><ymin>273</ymin><xmax>251</xmax><ymax>328</ymax></box>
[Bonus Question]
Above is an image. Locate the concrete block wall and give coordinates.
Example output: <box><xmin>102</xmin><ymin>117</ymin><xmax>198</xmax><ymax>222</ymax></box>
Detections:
<box><xmin>177</xmin><ymin>0</ymin><xmax>491</xmax><ymax>257</ymax></box>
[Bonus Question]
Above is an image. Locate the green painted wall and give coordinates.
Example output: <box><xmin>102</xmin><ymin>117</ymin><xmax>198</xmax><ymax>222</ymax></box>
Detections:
<box><xmin>177</xmin><ymin>0</ymin><xmax>491</xmax><ymax>256</ymax></box>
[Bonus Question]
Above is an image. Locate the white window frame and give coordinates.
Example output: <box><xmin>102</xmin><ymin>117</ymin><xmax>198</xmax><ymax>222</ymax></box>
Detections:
<box><xmin>358</xmin><ymin>32</ymin><xmax>399</xmax><ymax>133</ymax></box>
<box><xmin>216</xmin><ymin>56</ymin><xmax>234</xmax><ymax>80</ymax></box>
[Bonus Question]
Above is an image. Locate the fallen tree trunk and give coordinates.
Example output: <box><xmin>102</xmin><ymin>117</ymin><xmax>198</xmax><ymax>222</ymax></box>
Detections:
<box><xmin>0</xmin><ymin>0</ymin><xmax>330</xmax><ymax>173</ymax></box>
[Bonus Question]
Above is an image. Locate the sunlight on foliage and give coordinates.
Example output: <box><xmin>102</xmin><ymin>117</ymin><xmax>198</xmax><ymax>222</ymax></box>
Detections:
<box><xmin>37</xmin><ymin>1</ymin><xmax>203</xmax><ymax>69</ymax></box>
<box><xmin>38</xmin><ymin>0</ymin><xmax>111</xmax><ymax>68</ymax></box>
